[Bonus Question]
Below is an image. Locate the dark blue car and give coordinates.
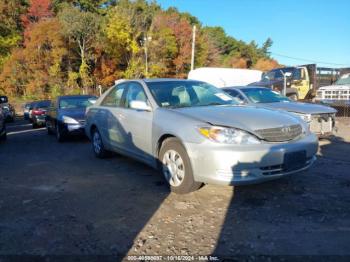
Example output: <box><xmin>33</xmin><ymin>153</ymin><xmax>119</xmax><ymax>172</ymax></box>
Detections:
<box><xmin>45</xmin><ymin>95</ymin><xmax>96</xmax><ymax>142</ymax></box>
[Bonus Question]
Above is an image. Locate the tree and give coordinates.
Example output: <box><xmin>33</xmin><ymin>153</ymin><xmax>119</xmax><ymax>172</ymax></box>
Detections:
<box><xmin>254</xmin><ymin>58</ymin><xmax>280</xmax><ymax>71</ymax></box>
<box><xmin>0</xmin><ymin>18</ymin><xmax>68</xmax><ymax>98</ymax></box>
<box><xmin>0</xmin><ymin>0</ymin><xmax>27</xmax><ymax>68</ymax></box>
<box><xmin>58</xmin><ymin>4</ymin><xmax>100</xmax><ymax>90</ymax></box>
<box><xmin>150</xmin><ymin>11</ymin><xmax>193</xmax><ymax>77</ymax></box>
<box><xmin>53</xmin><ymin>0</ymin><xmax>115</xmax><ymax>13</ymax></box>
<box><xmin>261</xmin><ymin>37</ymin><xmax>273</xmax><ymax>57</ymax></box>
<box><xmin>21</xmin><ymin>0</ymin><xmax>53</xmax><ymax>28</ymax></box>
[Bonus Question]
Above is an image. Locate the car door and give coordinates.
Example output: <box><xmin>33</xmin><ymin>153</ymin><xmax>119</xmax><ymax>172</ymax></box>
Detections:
<box><xmin>116</xmin><ymin>82</ymin><xmax>154</xmax><ymax>163</ymax></box>
<box><xmin>98</xmin><ymin>83</ymin><xmax>129</xmax><ymax>152</ymax></box>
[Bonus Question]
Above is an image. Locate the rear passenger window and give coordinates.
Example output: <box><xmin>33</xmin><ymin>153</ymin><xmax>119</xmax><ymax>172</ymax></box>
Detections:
<box><xmin>101</xmin><ymin>84</ymin><xmax>127</xmax><ymax>107</ymax></box>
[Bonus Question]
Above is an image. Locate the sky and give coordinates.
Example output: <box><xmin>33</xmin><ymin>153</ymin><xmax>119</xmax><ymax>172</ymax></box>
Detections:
<box><xmin>156</xmin><ymin>0</ymin><xmax>350</xmax><ymax>68</ymax></box>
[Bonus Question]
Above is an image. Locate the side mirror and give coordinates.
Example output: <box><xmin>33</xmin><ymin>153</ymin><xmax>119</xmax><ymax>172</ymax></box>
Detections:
<box><xmin>130</xmin><ymin>100</ymin><xmax>152</xmax><ymax>111</ymax></box>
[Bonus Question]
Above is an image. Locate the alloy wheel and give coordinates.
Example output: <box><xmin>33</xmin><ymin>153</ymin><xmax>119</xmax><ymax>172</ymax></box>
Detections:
<box><xmin>162</xmin><ymin>149</ymin><xmax>185</xmax><ymax>187</ymax></box>
<box><xmin>93</xmin><ymin>131</ymin><xmax>102</xmax><ymax>154</ymax></box>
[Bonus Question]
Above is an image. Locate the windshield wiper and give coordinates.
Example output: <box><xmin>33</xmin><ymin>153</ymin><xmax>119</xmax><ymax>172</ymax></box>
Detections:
<box><xmin>197</xmin><ymin>102</ymin><xmax>226</xmax><ymax>107</ymax></box>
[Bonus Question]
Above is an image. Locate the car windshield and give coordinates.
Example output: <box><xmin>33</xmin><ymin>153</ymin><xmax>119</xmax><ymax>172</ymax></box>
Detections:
<box><xmin>335</xmin><ymin>74</ymin><xmax>350</xmax><ymax>85</ymax></box>
<box><xmin>35</xmin><ymin>100</ymin><xmax>51</xmax><ymax>108</ymax></box>
<box><xmin>59</xmin><ymin>97</ymin><xmax>94</xmax><ymax>109</ymax></box>
<box><xmin>241</xmin><ymin>88</ymin><xmax>290</xmax><ymax>103</ymax></box>
<box><xmin>262</xmin><ymin>68</ymin><xmax>295</xmax><ymax>81</ymax></box>
<box><xmin>147</xmin><ymin>81</ymin><xmax>238</xmax><ymax>108</ymax></box>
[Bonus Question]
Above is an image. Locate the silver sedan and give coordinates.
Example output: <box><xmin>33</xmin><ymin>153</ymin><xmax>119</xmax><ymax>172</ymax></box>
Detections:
<box><xmin>85</xmin><ymin>79</ymin><xmax>318</xmax><ymax>194</ymax></box>
<box><xmin>223</xmin><ymin>86</ymin><xmax>337</xmax><ymax>136</ymax></box>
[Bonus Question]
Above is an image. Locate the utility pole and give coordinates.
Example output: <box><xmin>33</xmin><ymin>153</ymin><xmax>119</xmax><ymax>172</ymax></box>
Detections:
<box><xmin>143</xmin><ymin>36</ymin><xmax>152</xmax><ymax>77</ymax></box>
<box><xmin>191</xmin><ymin>25</ymin><xmax>196</xmax><ymax>71</ymax></box>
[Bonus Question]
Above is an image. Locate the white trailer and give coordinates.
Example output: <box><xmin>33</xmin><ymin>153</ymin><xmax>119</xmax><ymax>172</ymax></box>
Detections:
<box><xmin>188</xmin><ymin>67</ymin><xmax>263</xmax><ymax>88</ymax></box>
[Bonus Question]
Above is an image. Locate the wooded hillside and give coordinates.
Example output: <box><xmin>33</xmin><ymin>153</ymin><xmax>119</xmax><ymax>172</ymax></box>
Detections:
<box><xmin>0</xmin><ymin>0</ymin><xmax>280</xmax><ymax>99</ymax></box>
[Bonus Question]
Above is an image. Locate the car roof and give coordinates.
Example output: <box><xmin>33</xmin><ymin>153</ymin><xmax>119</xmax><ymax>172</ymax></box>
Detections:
<box><xmin>32</xmin><ymin>100</ymin><xmax>51</xmax><ymax>103</ymax></box>
<box><xmin>58</xmin><ymin>95</ymin><xmax>95</xmax><ymax>99</ymax></box>
<box><xmin>143</xmin><ymin>78</ymin><xmax>201</xmax><ymax>83</ymax></box>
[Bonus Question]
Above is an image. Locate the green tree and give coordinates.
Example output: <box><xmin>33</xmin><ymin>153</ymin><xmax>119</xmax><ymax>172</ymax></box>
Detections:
<box><xmin>261</xmin><ymin>37</ymin><xmax>273</xmax><ymax>57</ymax></box>
<box><xmin>0</xmin><ymin>0</ymin><xmax>27</xmax><ymax>68</ymax></box>
<box><xmin>58</xmin><ymin>4</ymin><xmax>100</xmax><ymax>91</ymax></box>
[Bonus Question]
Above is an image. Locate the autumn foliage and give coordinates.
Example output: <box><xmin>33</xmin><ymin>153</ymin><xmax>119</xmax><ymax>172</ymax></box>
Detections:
<box><xmin>0</xmin><ymin>0</ymin><xmax>280</xmax><ymax>99</ymax></box>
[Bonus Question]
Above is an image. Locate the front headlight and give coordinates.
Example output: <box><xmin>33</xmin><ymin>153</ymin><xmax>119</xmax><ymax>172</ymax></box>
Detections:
<box><xmin>198</xmin><ymin>126</ymin><xmax>260</xmax><ymax>144</ymax></box>
<box><xmin>62</xmin><ymin>115</ymin><xmax>79</xmax><ymax>124</ymax></box>
<box><xmin>293</xmin><ymin>112</ymin><xmax>312</xmax><ymax>123</ymax></box>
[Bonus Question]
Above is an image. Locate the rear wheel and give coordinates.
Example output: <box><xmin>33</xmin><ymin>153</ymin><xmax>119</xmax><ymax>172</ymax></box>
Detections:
<box><xmin>46</xmin><ymin>122</ymin><xmax>53</xmax><ymax>135</ymax></box>
<box><xmin>56</xmin><ymin>123</ymin><xmax>65</xmax><ymax>142</ymax></box>
<box><xmin>0</xmin><ymin>127</ymin><xmax>6</xmax><ymax>142</ymax></box>
<box><xmin>159</xmin><ymin>138</ymin><xmax>202</xmax><ymax>194</ymax></box>
<box><xmin>91</xmin><ymin>128</ymin><xmax>109</xmax><ymax>158</ymax></box>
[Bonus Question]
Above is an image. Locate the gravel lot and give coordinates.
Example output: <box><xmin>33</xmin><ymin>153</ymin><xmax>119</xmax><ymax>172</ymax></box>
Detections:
<box><xmin>0</xmin><ymin>118</ymin><xmax>350</xmax><ymax>260</ymax></box>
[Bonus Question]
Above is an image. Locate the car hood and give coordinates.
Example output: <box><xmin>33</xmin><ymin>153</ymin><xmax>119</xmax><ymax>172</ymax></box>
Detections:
<box><xmin>173</xmin><ymin>105</ymin><xmax>301</xmax><ymax>133</ymax></box>
<box><xmin>59</xmin><ymin>108</ymin><xmax>86</xmax><ymax>120</ymax></box>
<box><xmin>255</xmin><ymin>101</ymin><xmax>337</xmax><ymax>114</ymax></box>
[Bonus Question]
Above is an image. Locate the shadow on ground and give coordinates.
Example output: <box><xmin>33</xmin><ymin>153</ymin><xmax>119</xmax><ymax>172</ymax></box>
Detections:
<box><xmin>0</xmin><ymin>118</ymin><xmax>170</xmax><ymax>259</ymax></box>
<box><xmin>213</xmin><ymin>134</ymin><xmax>350</xmax><ymax>257</ymax></box>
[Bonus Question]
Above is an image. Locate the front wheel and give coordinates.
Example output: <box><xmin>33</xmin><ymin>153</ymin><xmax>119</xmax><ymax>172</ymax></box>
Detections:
<box><xmin>56</xmin><ymin>123</ymin><xmax>65</xmax><ymax>142</ymax></box>
<box><xmin>0</xmin><ymin>128</ymin><xmax>6</xmax><ymax>142</ymax></box>
<box><xmin>46</xmin><ymin>122</ymin><xmax>53</xmax><ymax>135</ymax></box>
<box><xmin>159</xmin><ymin>138</ymin><xmax>202</xmax><ymax>194</ymax></box>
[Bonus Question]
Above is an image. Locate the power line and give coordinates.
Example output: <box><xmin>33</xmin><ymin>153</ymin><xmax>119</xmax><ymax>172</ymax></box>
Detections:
<box><xmin>270</xmin><ymin>52</ymin><xmax>350</xmax><ymax>67</ymax></box>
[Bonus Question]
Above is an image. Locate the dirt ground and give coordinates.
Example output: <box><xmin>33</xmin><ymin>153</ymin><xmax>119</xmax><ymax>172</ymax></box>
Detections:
<box><xmin>0</xmin><ymin>118</ymin><xmax>349</xmax><ymax>261</ymax></box>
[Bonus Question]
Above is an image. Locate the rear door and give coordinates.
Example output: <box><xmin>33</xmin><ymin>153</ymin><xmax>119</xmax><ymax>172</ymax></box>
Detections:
<box><xmin>98</xmin><ymin>83</ymin><xmax>129</xmax><ymax>152</ymax></box>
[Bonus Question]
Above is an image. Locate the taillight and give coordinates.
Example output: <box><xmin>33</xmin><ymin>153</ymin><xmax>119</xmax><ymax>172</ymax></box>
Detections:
<box><xmin>32</xmin><ymin>109</ymin><xmax>45</xmax><ymax>115</ymax></box>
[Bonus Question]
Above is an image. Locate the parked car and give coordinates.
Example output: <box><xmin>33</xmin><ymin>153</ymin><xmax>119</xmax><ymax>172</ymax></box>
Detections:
<box><xmin>23</xmin><ymin>102</ymin><xmax>33</xmax><ymax>120</ymax></box>
<box><xmin>0</xmin><ymin>95</ymin><xmax>15</xmax><ymax>122</ymax></box>
<box><xmin>46</xmin><ymin>95</ymin><xmax>96</xmax><ymax>142</ymax></box>
<box><xmin>30</xmin><ymin>100</ymin><xmax>51</xmax><ymax>128</ymax></box>
<box><xmin>0</xmin><ymin>106</ymin><xmax>6</xmax><ymax>141</ymax></box>
<box><xmin>223</xmin><ymin>86</ymin><xmax>337</xmax><ymax>137</ymax></box>
<box><xmin>85</xmin><ymin>79</ymin><xmax>318</xmax><ymax>194</ymax></box>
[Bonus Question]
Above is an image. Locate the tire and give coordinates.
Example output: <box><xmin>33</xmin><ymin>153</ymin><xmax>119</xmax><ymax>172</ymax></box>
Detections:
<box><xmin>91</xmin><ymin>128</ymin><xmax>109</xmax><ymax>158</ymax></box>
<box><xmin>56</xmin><ymin>123</ymin><xmax>65</xmax><ymax>142</ymax></box>
<box><xmin>288</xmin><ymin>93</ymin><xmax>298</xmax><ymax>101</ymax></box>
<box><xmin>32</xmin><ymin>122</ymin><xmax>38</xmax><ymax>129</ymax></box>
<box><xmin>159</xmin><ymin>137</ymin><xmax>202</xmax><ymax>194</ymax></box>
<box><xmin>46</xmin><ymin>122</ymin><xmax>53</xmax><ymax>135</ymax></box>
<box><xmin>0</xmin><ymin>128</ymin><xmax>6</xmax><ymax>142</ymax></box>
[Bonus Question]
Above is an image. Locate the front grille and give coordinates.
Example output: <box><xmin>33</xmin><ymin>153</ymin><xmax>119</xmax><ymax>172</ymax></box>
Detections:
<box><xmin>310</xmin><ymin>114</ymin><xmax>333</xmax><ymax>134</ymax></box>
<box><xmin>260</xmin><ymin>157</ymin><xmax>313</xmax><ymax>175</ymax></box>
<box><xmin>254</xmin><ymin>124</ymin><xmax>302</xmax><ymax>142</ymax></box>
